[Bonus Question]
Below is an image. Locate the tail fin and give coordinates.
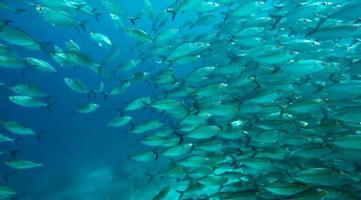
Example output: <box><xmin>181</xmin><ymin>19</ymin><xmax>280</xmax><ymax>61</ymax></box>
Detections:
<box><xmin>9</xmin><ymin>150</ymin><xmax>18</xmax><ymax>159</ymax></box>
<box><xmin>97</xmin><ymin>62</ymin><xmax>105</xmax><ymax>74</ymax></box>
<box><xmin>36</xmin><ymin>131</ymin><xmax>46</xmax><ymax>141</ymax></box>
<box><xmin>78</xmin><ymin>20</ymin><xmax>89</xmax><ymax>32</ymax></box>
<box><xmin>102</xmin><ymin>92</ymin><xmax>109</xmax><ymax>100</ymax></box>
<box><xmin>87</xmin><ymin>90</ymin><xmax>96</xmax><ymax>99</ymax></box>
<box><xmin>166</xmin><ymin>8</ymin><xmax>177</xmax><ymax>21</ymax></box>
<box><xmin>144</xmin><ymin>172</ymin><xmax>154</xmax><ymax>183</ymax></box>
<box><xmin>46</xmin><ymin>102</ymin><xmax>56</xmax><ymax>112</ymax></box>
<box><xmin>91</xmin><ymin>8</ymin><xmax>102</xmax><ymax>22</ymax></box>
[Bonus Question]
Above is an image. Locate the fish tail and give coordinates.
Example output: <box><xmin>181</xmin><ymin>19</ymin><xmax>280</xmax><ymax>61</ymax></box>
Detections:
<box><xmin>0</xmin><ymin>82</ymin><xmax>6</xmax><ymax>88</ymax></box>
<box><xmin>46</xmin><ymin>102</ymin><xmax>56</xmax><ymax>112</ymax></box>
<box><xmin>38</xmin><ymin>41</ymin><xmax>54</xmax><ymax>53</ymax></box>
<box><xmin>144</xmin><ymin>172</ymin><xmax>154</xmax><ymax>183</ymax></box>
<box><xmin>176</xmin><ymin>190</ymin><xmax>184</xmax><ymax>200</ymax></box>
<box><xmin>129</xmin><ymin>121</ymin><xmax>135</xmax><ymax>130</ymax></box>
<box><xmin>166</xmin><ymin>8</ymin><xmax>177</xmax><ymax>21</ymax></box>
<box><xmin>36</xmin><ymin>131</ymin><xmax>46</xmax><ymax>141</ymax></box>
<box><xmin>15</xmin><ymin>8</ymin><xmax>26</xmax><ymax>19</ymax></box>
<box><xmin>97</xmin><ymin>63</ymin><xmax>105</xmax><ymax>75</ymax></box>
<box><xmin>9</xmin><ymin>150</ymin><xmax>18</xmax><ymax>159</ymax></box>
<box><xmin>153</xmin><ymin>151</ymin><xmax>159</xmax><ymax>160</ymax></box>
<box><xmin>307</xmin><ymin>17</ymin><xmax>327</xmax><ymax>37</ymax></box>
<box><xmin>91</xmin><ymin>8</ymin><xmax>102</xmax><ymax>22</ymax></box>
<box><xmin>116</xmin><ymin>108</ymin><xmax>124</xmax><ymax>116</ymax></box>
<box><xmin>78</xmin><ymin>20</ymin><xmax>89</xmax><ymax>32</ymax></box>
<box><xmin>14</xmin><ymin>137</ymin><xmax>22</xmax><ymax>146</ymax></box>
<box><xmin>102</xmin><ymin>92</ymin><xmax>109</xmax><ymax>100</ymax></box>
<box><xmin>310</xmin><ymin>81</ymin><xmax>325</xmax><ymax>94</ymax></box>
<box><xmin>174</xmin><ymin>132</ymin><xmax>184</xmax><ymax>145</ymax></box>
<box><xmin>87</xmin><ymin>90</ymin><xmax>96</xmax><ymax>99</ymax></box>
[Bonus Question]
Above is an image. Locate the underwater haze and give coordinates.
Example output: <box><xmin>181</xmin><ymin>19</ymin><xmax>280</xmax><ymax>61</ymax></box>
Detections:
<box><xmin>1</xmin><ymin>0</ymin><xmax>361</xmax><ymax>199</ymax></box>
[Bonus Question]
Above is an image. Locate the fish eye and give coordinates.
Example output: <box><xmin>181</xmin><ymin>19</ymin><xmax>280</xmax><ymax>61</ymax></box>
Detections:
<box><xmin>321</xmin><ymin>62</ymin><xmax>327</xmax><ymax>66</ymax></box>
<box><xmin>176</xmin><ymin>101</ymin><xmax>181</xmax><ymax>105</ymax></box>
<box><xmin>233</xmin><ymin>107</ymin><xmax>239</xmax><ymax>112</ymax></box>
<box><xmin>313</xmin><ymin>41</ymin><xmax>320</xmax><ymax>45</ymax></box>
<box><xmin>321</xmin><ymin>2</ymin><xmax>331</xmax><ymax>6</ymax></box>
<box><xmin>289</xmin><ymin>51</ymin><xmax>297</xmax><ymax>55</ymax></box>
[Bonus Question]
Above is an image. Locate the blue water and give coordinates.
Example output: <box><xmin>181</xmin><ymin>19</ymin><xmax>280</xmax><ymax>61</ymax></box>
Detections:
<box><xmin>0</xmin><ymin>1</ymin><xmax>179</xmax><ymax>199</ymax></box>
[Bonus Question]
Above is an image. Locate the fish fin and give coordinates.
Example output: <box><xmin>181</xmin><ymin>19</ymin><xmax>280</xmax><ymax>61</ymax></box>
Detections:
<box><xmin>129</xmin><ymin>18</ymin><xmax>136</xmax><ymax>26</ymax></box>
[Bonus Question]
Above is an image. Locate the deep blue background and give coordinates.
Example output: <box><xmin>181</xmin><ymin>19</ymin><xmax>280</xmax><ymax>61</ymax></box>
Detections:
<box><xmin>0</xmin><ymin>0</ymin><xmax>183</xmax><ymax>199</ymax></box>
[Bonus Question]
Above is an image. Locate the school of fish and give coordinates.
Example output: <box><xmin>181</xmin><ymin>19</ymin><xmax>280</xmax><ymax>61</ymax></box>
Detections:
<box><xmin>1</xmin><ymin>0</ymin><xmax>361</xmax><ymax>199</ymax></box>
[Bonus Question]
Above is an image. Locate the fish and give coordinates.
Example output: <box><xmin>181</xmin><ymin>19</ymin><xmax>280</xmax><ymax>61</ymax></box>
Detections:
<box><xmin>25</xmin><ymin>57</ymin><xmax>57</xmax><ymax>72</ymax></box>
<box><xmin>0</xmin><ymin>54</ymin><xmax>26</xmax><ymax>70</ymax></box>
<box><xmin>5</xmin><ymin>159</ymin><xmax>43</xmax><ymax>170</ymax></box>
<box><xmin>89</xmin><ymin>32</ymin><xmax>112</xmax><ymax>48</ymax></box>
<box><xmin>131</xmin><ymin>151</ymin><xmax>158</xmax><ymax>162</ymax></box>
<box><xmin>123</xmin><ymin>27</ymin><xmax>153</xmax><ymax>43</ymax></box>
<box><xmin>3</xmin><ymin>0</ymin><xmax>361</xmax><ymax>199</ymax></box>
<box><xmin>74</xmin><ymin>103</ymin><xmax>99</xmax><ymax>114</ymax></box>
<box><xmin>8</xmin><ymin>95</ymin><xmax>49</xmax><ymax>108</ymax></box>
<box><xmin>0</xmin><ymin>186</ymin><xmax>16</xmax><ymax>199</ymax></box>
<box><xmin>114</xmin><ymin>58</ymin><xmax>141</xmax><ymax>72</ymax></box>
<box><xmin>107</xmin><ymin>116</ymin><xmax>132</xmax><ymax>127</ymax></box>
<box><xmin>132</xmin><ymin>120</ymin><xmax>163</xmax><ymax>134</ymax></box>
<box><xmin>33</xmin><ymin>5</ymin><xmax>88</xmax><ymax>31</ymax></box>
<box><xmin>0</xmin><ymin>134</ymin><xmax>13</xmax><ymax>143</ymax></box>
<box><xmin>151</xmin><ymin>186</ymin><xmax>170</xmax><ymax>200</ymax></box>
<box><xmin>108</xmin><ymin>80</ymin><xmax>132</xmax><ymax>96</ymax></box>
<box><xmin>1</xmin><ymin>83</ymin><xmax>49</xmax><ymax>97</ymax></box>
<box><xmin>0</xmin><ymin>120</ymin><xmax>36</xmax><ymax>136</ymax></box>
<box><xmin>64</xmin><ymin>77</ymin><xmax>93</xmax><ymax>96</ymax></box>
<box><xmin>0</xmin><ymin>22</ymin><xmax>42</xmax><ymax>50</ymax></box>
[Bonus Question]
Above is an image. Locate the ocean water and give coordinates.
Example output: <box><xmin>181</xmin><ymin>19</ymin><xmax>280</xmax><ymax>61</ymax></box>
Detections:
<box><xmin>1</xmin><ymin>0</ymin><xmax>361</xmax><ymax>200</ymax></box>
<box><xmin>0</xmin><ymin>1</ymin><xmax>178</xmax><ymax>199</ymax></box>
